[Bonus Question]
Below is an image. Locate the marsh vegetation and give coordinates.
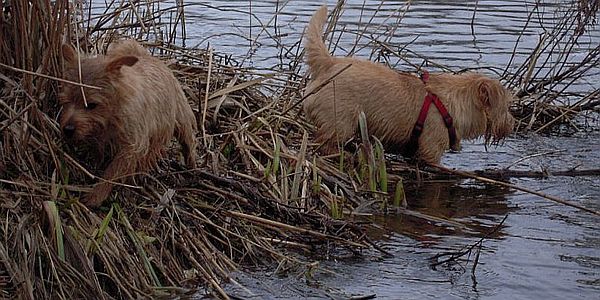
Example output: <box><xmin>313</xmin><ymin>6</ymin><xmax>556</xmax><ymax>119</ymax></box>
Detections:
<box><xmin>0</xmin><ymin>0</ymin><xmax>598</xmax><ymax>298</ymax></box>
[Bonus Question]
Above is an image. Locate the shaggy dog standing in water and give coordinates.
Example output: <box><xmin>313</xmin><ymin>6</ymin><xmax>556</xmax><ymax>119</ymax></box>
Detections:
<box><xmin>60</xmin><ymin>40</ymin><xmax>197</xmax><ymax>207</ymax></box>
<box><xmin>303</xmin><ymin>6</ymin><xmax>515</xmax><ymax>164</ymax></box>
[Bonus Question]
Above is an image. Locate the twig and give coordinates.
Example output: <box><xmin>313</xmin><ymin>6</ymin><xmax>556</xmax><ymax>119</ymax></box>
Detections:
<box><xmin>201</xmin><ymin>48</ymin><xmax>214</xmax><ymax>147</ymax></box>
<box><xmin>0</xmin><ymin>63</ymin><xmax>101</xmax><ymax>90</ymax></box>
<box><xmin>431</xmin><ymin>215</ymin><xmax>508</xmax><ymax>274</ymax></box>
<box><xmin>430</xmin><ymin>164</ymin><xmax>600</xmax><ymax>216</ymax></box>
<box><xmin>504</xmin><ymin>149</ymin><xmax>566</xmax><ymax>170</ymax></box>
<box><xmin>225</xmin><ymin>210</ymin><xmax>367</xmax><ymax>248</ymax></box>
<box><xmin>279</xmin><ymin>63</ymin><xmax>353</xmax><ymax>117</ymax></box>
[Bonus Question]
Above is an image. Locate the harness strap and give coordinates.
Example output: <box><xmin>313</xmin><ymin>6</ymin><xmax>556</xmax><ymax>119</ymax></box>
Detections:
<box><xmin>405</xmin><ymin>70</ymin><xmax>458</xmax><ymax>158</ymax></box>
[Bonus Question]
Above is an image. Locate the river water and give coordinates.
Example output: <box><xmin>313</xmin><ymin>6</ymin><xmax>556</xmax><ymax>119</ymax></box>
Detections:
<box><xmin>93</xmin><ymin>0</ymin><xmax>599</xmax><ymax>298</ymax></box>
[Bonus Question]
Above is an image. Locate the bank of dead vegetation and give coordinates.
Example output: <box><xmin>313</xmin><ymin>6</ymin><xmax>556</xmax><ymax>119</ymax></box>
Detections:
<box><xmin>0</xmin><ymin>0</ymin><xmax>598</xmax><ymax>298</ymax></box>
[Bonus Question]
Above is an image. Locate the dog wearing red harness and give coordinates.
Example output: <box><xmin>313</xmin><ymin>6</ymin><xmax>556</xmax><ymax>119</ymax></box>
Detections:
<box><xmin>303</xmin><ymin>6</ymin><xmax>515</xmax><ymax>164</ymax></box>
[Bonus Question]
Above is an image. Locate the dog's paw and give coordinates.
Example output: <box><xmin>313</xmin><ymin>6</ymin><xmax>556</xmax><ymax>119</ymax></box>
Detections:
<box><xmin>82</xmin><ymin>184</ymin><xmax>112</xmax><ymax>208</ymax></box>
<box><xmin>82</xmin><ymin>193</ymin><xmax>104</xmax><ymax>208</ymax></box>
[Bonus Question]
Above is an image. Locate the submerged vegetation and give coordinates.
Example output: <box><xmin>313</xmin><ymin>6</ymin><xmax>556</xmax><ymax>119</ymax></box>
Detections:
<box><xmin>0</xmin><ymin>0</ymin><xmax>598</xmax><ymax>298</ymax></box>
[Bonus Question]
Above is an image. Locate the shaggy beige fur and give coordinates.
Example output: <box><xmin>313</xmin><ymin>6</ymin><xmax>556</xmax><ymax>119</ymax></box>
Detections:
<box><xmin>60</xmin><ymin>40</ymin><xmax>197</xmax><ymax>207</ymax></box>
<box><xmin>303</xmin><ymin>6</ymin><xmax>515</xmax><ymax>164</ymax></box>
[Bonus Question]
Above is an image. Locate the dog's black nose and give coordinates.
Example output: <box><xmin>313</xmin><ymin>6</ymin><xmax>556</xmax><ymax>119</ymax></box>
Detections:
<box><xmin>63</xmin><ymin>124</ymin><xmax>75</xmax><ymax>138</ymax></box>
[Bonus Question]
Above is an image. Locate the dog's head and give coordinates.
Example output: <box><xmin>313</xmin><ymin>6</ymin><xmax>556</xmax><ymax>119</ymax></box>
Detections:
<box><xmin>59</xmin><ymin>44</ymin><xmax>138</xmax><ymax>144</ymax></box>
<box><xmin>476</xmin><ymin>77</ymin><xmax>515</xmax><ymax>145</ymax></box>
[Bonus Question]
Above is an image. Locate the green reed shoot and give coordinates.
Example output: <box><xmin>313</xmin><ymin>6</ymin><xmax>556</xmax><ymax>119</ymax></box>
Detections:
<box><xmin>264</xmin><ymin>160</ymin><xmax>273</xmax><ymax>179</ymax></box>
<box><xmin>357</xmin><ymin>147</ymin><xmax>367</xmax><ymax>182</ymax></box>
<box><xmin>394</xmin><ymin>179</ymin><xmax>407</xmax><ymax>208</ymax></box>
<box><xmin>43</xmin><ymin>201</ymin><xmax>65</xmax><ymax>261</ymax></box>
<box><xmin>291</xmin><ymin>131</ymin><xmax>308</xmax><ymax>202</ymax></box>
<box><xmin>272</xmin><ymin>136</ymin><xmax>282</xmax><ymax>178</ymax></box>
<box><xmin>358</xmin><ymin>112</ymin><xmax>378</xmax><ymax>192</ymax></box>
<box><xmin>88</xmin><ymin>205</ymin><xmax>115</xmax><ymax>254</ymax></box>
<box><xmin>373</xmin><ymin>138</ymin><xmax>389</xmax><ymax>209</ymax></box>
<box><xmin>312</xmin><ymin>157</ymin><xmax>321</xmax><ymax>194</ymax></box>
<box><xmin>330</xmin><ymin>196</ymin><xmax>343</xmax><ymax>219</ymax></box>
<box><xmin>117</xmin><ymin>203</ymin><xmax>161</xmax><ymax>286</ymax></box>
<box><xmin>374</xmin><ymin>137</ymin><xmax>388</xmax><ymax>194</ymax></box>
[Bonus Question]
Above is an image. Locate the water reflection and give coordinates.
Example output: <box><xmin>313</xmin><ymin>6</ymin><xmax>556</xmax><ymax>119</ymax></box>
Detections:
<box><xmin>368</xmin><ymin>180</ymin><xmax>515</xmax><ymax>244</ymax></box>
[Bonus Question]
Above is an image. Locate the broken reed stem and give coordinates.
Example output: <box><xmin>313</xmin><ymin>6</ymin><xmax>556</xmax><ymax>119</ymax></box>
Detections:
<box><xmin>279</xmin><ymin>63</ymin><xmax>353</xmax><ymax>116</ymax></box>
<box><xmin>0</xmin><ymin>63</ymin><xmax>101</xmax><ymax>90</ymax></box>
<box><xmin>225</xmin><ymin>210</ymin><xmax>366</xmax><ymax>248</ymax></box>
<box><xmin>431</xmin><ymin>215</ymin><xmax>508</xmax><ymax>271</ymax></box>
<box><xmin>201</xmin><ymin>47</ymin><xmax>214</xmax><ymax>147</ymax></box>
<box><xmin>430</xmin><ymin>164</ymin><xmax>600</xmax><ymax>216</ymax></box>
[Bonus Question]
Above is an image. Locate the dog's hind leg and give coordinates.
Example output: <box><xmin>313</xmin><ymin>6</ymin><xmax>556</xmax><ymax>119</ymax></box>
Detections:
<box><xmin>314</xmin><ymin>129</ymin><xmax>339</xmax><ymax>154</ymax></box>
<box><xmin>175</xmin><ymin>120</ymin><xmax>197</xmax><ymax>169</ymax></box>
<box><xmin>315</xmin><ymin>121</ymin><xmax>356</xmax><ymax>155</ymax></box>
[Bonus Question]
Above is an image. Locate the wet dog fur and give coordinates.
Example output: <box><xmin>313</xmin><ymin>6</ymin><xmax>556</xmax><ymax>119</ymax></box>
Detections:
<box><xmin>59</xmin><ymin>40</ymin><xmax>197</xmax><ymax>207</ymax></box>
<box><xmin>303</xmin><ymin>6</ymin><xmax>515</xmax><ymax>164</ymax></box>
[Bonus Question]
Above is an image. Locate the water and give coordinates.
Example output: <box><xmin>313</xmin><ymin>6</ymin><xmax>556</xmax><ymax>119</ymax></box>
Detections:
<box><xmin>93</xmin><ymin>0</ymin><xmax>600</xmax><ymax>298</ymax></box>
<box><xmin>181</xmin><ymin>1</ymin><xmax>598</xmax><ymax>73</ymax></box>
<box><xmin>222</xmin><ymin>131</ymin><xmax>600</xmax><ymax>299</ymax></box>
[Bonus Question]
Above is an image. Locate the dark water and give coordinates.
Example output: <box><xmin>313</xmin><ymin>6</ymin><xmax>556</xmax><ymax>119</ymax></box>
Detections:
<box><xmin>92</xmin><ymin>0</ymin><xmax>600</xmax><ymax>298</ymax></box>
<box><xmin>179</xmin><ymin>1</ymin><xmax>600</xmax><ymax>299</ymax></box>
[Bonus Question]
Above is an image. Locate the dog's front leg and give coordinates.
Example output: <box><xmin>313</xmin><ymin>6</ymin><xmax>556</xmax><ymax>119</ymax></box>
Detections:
<box><xmin>84</xmin><ymin>151</ymin><xmax>137</xmax><ymax>208</ymax></box>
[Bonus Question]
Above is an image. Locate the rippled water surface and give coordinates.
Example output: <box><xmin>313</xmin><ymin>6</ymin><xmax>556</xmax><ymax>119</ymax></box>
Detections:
<box><xmin>178</xmin><ymin>1</ymin><xmax>600</xmax><ymax>299</ymax></box>
<box><xmin>222</xmin><ymin>132</ymin><xmax>599</xmax><ymax>299</ymax></box>
<box><xmin>95</xmin><ymin>0</ymin><xmax>600</xmax><ymax>298</ymax></box>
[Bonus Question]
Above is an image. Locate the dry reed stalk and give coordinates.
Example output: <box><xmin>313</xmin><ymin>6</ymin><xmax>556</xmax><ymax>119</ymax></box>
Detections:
<box><xmin>501</xmin><ymin>2</ymin><xmax>600</xmax><ymax>131</ymax></box>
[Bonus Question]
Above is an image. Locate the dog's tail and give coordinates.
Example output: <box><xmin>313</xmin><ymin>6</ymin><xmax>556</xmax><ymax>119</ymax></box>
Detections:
<box><xmin>305</xmin><ymin>6</ymin><xmax>334</xmax><ymax>77</ymax></box>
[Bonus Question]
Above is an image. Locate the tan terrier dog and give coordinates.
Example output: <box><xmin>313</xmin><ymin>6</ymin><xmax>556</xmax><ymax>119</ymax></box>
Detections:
<box><xmin>60</xmin><ymin>40</ymin><xmax>197</xmax><ymax>207</ymax></box>
<box><xmin>303</xmin><ymin>6</ymin><xmax>515</xmax><ymax>164</ymax></box>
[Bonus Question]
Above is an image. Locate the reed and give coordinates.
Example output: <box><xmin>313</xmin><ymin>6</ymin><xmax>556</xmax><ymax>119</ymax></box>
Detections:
<box><xmin>0</xmin><ymin>0</ymin><xmax>598</xmax><ymax>299</ymax></box>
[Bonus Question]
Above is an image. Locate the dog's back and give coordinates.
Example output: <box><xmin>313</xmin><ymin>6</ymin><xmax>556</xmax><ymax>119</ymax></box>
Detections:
<box><xmin>108</xmin><ymin>39</ymin><xmax>150</xmax><ymax>58</ymax></box>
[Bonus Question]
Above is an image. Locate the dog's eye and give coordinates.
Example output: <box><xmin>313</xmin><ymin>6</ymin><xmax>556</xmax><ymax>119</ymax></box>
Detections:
<box><xmin>85</xmin><ymin>103</ymin><xmax>98</xmax><ymax>110</ymax></box>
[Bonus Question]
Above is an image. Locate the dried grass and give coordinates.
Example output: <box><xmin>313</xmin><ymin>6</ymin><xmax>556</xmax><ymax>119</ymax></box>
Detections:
<box><xmin>0</xmin><ymin>0</ymin><xmax>598</xmax><ymax>299</ymax></box>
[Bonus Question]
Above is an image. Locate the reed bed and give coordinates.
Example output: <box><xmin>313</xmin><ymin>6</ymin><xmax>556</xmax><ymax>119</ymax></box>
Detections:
<box><xmin>0</xmin><ymin>0</ymin><xmax>598</xmax><ymax>299</ymax></box>
<box><xmin>503</xmin><ymin>0</ymin><xmax>600</xmax><ymax>132</ymax></box>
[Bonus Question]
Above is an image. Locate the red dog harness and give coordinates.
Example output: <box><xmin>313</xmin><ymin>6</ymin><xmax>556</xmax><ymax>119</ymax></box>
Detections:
<box><xmin>405</xmin><ymin>70</ymin><xmax>457</xmax><ymax>158</ymax></box>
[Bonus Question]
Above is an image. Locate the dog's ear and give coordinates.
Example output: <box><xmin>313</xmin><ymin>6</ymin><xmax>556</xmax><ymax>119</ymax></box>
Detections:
<box><xmin>478</xmin><ymin>79</ymin><xmax>503</xmax><ymax>109</ymax></box>
<box><xmin>62</xmin><ymin>44</ymin><xmax>78</xmax><ymax>65</ymax></box>
<box><xmin>106</xmin><ymin>56</ymin><xmax>139</xmax><ymax>74</ymax></box>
